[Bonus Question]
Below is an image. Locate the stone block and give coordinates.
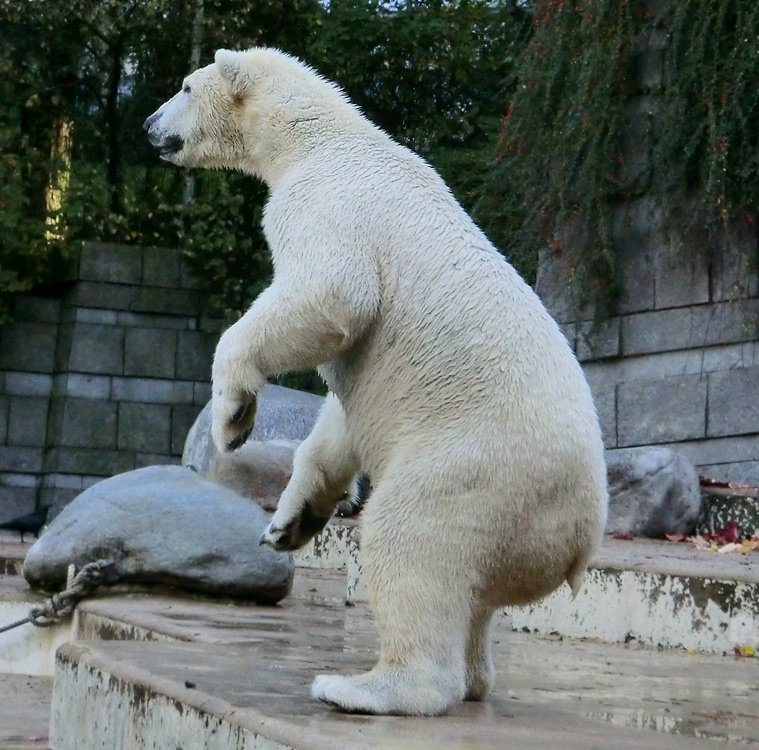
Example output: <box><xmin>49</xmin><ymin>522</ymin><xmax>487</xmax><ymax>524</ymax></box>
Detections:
<box><xmin>3</xmin><ymin>373</ymin><xmax>53</xmax><ymax>397</ymax></box>
<box><xmin>54</xmin><ymin>374</ymin><xmax>112</xmax><ymax>400</ymax></box>
<box><xmin>1</xmin><ymin>472</ymin><xmax>40</xmax><ymax>488</ymax></box>
<box><xmin>67</xmin><ymin>324</ymin><xmax>124</xmax><ymax>375</ymax></box>
<box><xmin>54</xmin><ymin>398</ymin><xmax>118</xmax><ymax>449</ymax></box>
<box><xmin>171</xmin><ymin>405</ymin><xmax>203</xmax><ymax>456</ymax></box>
<box><xmin>654</xmin><ymin>245</ymin><xmax>710</xmax><ymax>310</ymax></box>
<box><xmin>124</xmin><ymin>328</ymin><xmax>177</xmax><ymax>378</ymax></box>
<box><xmin>117</xmin><ymin>312</ymin><xmax>189</xmax><ymax>330</ymax></box>
<box><xmin>621</xmin><ymin>307</ymin><xmax>693</xmax><ymax>355</ymax></box>
<box><xmin>0</xmin><ymin>485</ymin><xmax>37</xmax><ymax>521</ymax></box>
<box><xmin>7</xmin><ymin>396</ymin><xmax>49</xmax><ymax>447</ymax></box>
<box><xmin>13</xmin><ymin>296</ymin><xmax>62</xmax><ymax>323</ymax></box>
<box><xmin>710</xmin><ymin>221</ymin><xmax>759</xmax><ymax>302</ymax></box>
<box><xmin>0</xmin><ymin>446</ymin><xmax>44</xmax><ymax>473</ymax></box>
<box><xmin>708</xmin><ymin>367</ymin><xmax>759</xmax><ymax>438</ymax></box>
<box><xmin>617</xmin><ymin>374</ymin><xmax>707</xmax><ymax>446</ymax></box>
<box><xmin>131</xmin><ymin>287</ymin><xmax>199</xmax><ymax>317</ymax></box>
<box><xmin>79</xmin><ymin>242</ymin><xmax>142</xmax><ymax>284</ymax></box>
<box><xmin>590</xmin><ymin>383</ymin><xmax>616</xmax><ymax>449</ymax></box>
<box><xmin>697</xmin><ymin>461</ymin><xmax>759</xmax><ymax>487</ymax></box>
<box><xmin>621</xmin><ymin>299</ymin><xmax>759</xmax><ymax>356</ymax></box>
<box><xmin>67</xmin><ymin>281</ymin><xmax>136</xmax><ymax>311</ymax></box>
<box><xmin>73</xmin><ymin>308</ymin><xmax>119</xmax><ymax>325</ymax></box>
<box><xmin>673</xmin><ymin>434</ymin><xmax>759</xmax><ymax>466</ymax></box>
<box><xmin>41</xmin><ymin>473</ymin><xmax>83</xmax><ymax>490</ymax></box>
<box><xmin>0</xmin><ymin>322</ymin><xmax>58</xmax><ymax>373</ymax></box>
<box><xmin>142</xmin><ymin>246</ymin><xmax>181</xmax><ymax>288</ymax></box>
<box><xmin>0</xmin><ymin>397</ymin><xmax>8</xmax><ymax>444</ymax></box>
<box><xmin>118</xmin><ymin>402</ymin><xmax>171</xmax><ymax>453</ymax></box>
<box><xmin>576</xmin><ymin>318</ymin><xmax>621</xmax><ymax>362</ymax></box>
<box><xmin>111</xmin><ymin>377</ymin><xmax>194</xmax><ymax>405</ymax></box>
<box><xmin>46</xmin><ymin>447</ymin><xmax>134</xmax><ymax>477</ymax></box>
<box><xmin>613</xmin><ymin>199</ymin><xmax>657</xmax><ymax>314</ymax></box>
<box><xmin>534</xmin><ymin>248</ymin><xmax>595</xmax><ymax>323</ymax></box>
<box><xmin>176</xmin><ymin>331</ymin><xmax>217</xmax><ymax>381</ymax></box>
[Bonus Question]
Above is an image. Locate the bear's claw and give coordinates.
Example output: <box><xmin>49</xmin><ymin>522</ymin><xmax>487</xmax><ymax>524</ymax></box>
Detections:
<box><xmin>260</xmin><ymin>504</ymin><xmax>333</xmax><ymax>551</ymax></box>
<box><xmin>227</xmin><ymin>427</ymin><xmax>253</xmax><ymax>451</ymax></box>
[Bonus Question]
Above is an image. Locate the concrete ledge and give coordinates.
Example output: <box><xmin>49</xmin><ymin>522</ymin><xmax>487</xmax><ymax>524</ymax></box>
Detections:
<box><xmin>47</xmin><ymin>570</ymin><xmax>759</xmax><ymax>749</ymax></box>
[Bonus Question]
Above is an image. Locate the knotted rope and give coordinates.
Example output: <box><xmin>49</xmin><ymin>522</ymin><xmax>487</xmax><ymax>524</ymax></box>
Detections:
<box><xmin>0</xmin><ymin>559</ymin><xmax>115</xmax><ymax>634</ymax></box>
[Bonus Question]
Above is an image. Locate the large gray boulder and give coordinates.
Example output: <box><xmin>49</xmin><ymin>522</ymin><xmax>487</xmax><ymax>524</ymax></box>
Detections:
<box><xmin>605</xmin><ymin>447</ymin><xmax>702</xmax><ymax>538</ymax></box>
<box><xmin>210</xmin><ymin>439</ymin><xmax>299</xmax><ymax>512</ymax></box>
<box><xmin>23</xmin><ymin>466</ymin><xmax>293</xmax><ymax>603</ymax></box>
<box><xmin>183</xmin><ymin>384</ymin><xmax>324</xmax><ymax>476</ymax></box>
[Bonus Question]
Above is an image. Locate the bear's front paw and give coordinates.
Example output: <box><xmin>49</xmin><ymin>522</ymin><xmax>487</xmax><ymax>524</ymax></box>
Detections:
<box><xmin>211</xmin><ymin>391</ymin><xmax>257</xmax><ymax>453</ymax></box>
<box><xmin>259</xmin><ymin>504</ymin><xmax>332</xmax><ymax>551</ymax></box>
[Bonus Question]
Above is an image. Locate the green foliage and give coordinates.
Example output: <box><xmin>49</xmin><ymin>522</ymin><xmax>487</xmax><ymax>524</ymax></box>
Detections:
<box><xmin>308</xmin><ymin>1</ymin><xmax>531</xmax><ymax>246</ymax></box>
<box><xmin>487</xmin><ymin>0</ymin><xmax>759</xmax><ymax>305</ymax></box>
<box><xmin>0</xmin><ymin>0</ymin><xmax>529</xmax><ymax>330</ymax></box>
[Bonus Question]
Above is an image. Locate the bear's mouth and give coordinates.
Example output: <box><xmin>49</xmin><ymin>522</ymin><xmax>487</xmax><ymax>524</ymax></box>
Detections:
<box><xmin>158</xmin><ymin>135</ymin><xmax>185</xmax><ymax>159</ymax></box>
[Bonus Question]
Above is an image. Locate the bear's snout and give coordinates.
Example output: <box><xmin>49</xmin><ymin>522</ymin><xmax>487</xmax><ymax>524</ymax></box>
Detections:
<box><xmin>143</xmin><ymin>111</ymin><xmax>185</xmax><ymax>159</ymax></box>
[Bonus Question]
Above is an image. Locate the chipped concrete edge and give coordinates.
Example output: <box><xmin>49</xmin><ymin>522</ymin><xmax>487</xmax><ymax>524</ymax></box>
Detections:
<box><xmin>51</xmin><ymin>642</ymin><xmax>337</xmax><ymax>750</ymax></box>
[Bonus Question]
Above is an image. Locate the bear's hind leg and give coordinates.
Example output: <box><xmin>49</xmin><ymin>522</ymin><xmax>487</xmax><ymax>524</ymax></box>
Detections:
<box><xmin>464</xmin><ymin>606</ymin><xmax>495</xmax><ymax>701</ymax></box>
<box><xmin>312</xmin><ymin>519</ymin><xmax>471</xmax><ymax>716</ymax></box>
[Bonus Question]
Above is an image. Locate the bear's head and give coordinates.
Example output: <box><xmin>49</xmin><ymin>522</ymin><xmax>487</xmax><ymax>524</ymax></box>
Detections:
<box><xmin>144</xmin><ymin>48</ymin><xmax>364</xmax><ymax>181</ymax></box>
<box><xmin>143</xmin><ymin>49</ymin><xmax>255</xmax><ymax>171</ymax></box>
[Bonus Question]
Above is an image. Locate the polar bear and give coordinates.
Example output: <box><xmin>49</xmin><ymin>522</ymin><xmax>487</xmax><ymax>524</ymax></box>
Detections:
<box><xmin>144</xmin><ymin>47</ymin><xmax>607</xmax><ymax>716</ymax></box>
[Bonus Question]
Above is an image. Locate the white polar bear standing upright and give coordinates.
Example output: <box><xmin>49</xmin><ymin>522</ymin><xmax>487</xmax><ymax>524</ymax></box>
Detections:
<box><xmin>144</xmin><ymin>47</ymin><xmax>608</xmax><ymax>716</ymax></box>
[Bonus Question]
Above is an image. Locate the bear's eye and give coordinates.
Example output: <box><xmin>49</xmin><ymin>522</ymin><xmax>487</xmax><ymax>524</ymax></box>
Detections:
<box><xmin>183</xmin><ymin>85</ymin><xmax>191</xmax><ymax>95</ymax></box>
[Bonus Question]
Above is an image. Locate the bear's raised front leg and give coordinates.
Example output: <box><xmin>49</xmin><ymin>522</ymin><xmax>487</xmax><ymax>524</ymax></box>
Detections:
<box><xmin>260</xmin><ymin>394</ymin><xmax>359</xmax><ymax>551</ymax></box>
<box><xmin>464</xmin><ymin>606</ymin><xmax>495</xmax><ymax>701</ymax></box>
<box><xmin>211</xmin><ymin>278</ymin><xmax>371</xmax><ymax>454</ymax></box>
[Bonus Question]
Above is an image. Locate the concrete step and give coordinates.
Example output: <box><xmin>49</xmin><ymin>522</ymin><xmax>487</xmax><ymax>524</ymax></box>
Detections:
<box><xmin>295</xmin><ymin>521</ymin><xmax>759</xmax><ymax>655</ymax></box>
<box><xmin>50</xmin><ymin>568</ymin><xmax>759</xmax><ymax>749</ymax></box>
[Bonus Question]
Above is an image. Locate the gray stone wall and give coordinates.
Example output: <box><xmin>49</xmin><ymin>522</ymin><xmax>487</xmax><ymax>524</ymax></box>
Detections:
<box><xmin>536</xmin><ymin>213</ymin><xmax>759</xmax><ymax>485</ymax></box>
<box><xmin>0</xmin><ymin>242</ymin><xmax>222</xmax><ymax>519</ymax></box>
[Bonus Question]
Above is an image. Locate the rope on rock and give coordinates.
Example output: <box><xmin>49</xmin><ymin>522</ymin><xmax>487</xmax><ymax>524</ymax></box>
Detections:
<box><xmin>0</xmin><ymin>559</ymin><xmax>115</xmax><ymax>634</ymax></box>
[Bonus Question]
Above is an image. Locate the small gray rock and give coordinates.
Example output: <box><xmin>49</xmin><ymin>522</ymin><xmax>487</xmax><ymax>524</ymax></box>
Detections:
<box><xmin>605</xmin><ymin>447</ymin><xmax>702</xmax><ymax>538</ymax></box>
<box><xmin>182</xmin><ymin>384</ymin><xmax>324</xmax><ymax>476</ymax></box>
<box><xmin>23</xmin><ymin>465</ymin><xmax>293</xmax><ymax>603</ymax></box>
<box><xmin>210</xmin><ymin>439</ymin><xmax>299</xmax><ymax>512</ymax></box>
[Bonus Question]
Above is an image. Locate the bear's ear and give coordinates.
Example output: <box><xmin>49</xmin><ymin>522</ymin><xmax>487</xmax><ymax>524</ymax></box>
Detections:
<box><xmin>215</xmin><ymin>49</ymin><xmax>253</xmax><ymax>99</ymax></box>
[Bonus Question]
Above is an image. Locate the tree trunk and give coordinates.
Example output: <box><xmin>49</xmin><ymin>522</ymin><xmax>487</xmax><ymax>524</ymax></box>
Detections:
<box><xmin>105</xmin><ymin>36</ymin><xmax>123</xmax><ymax>214</ymax></box>
<box><xmin>184</xmin><ymin>0</ymin><xmax>205</xmax><ymax>206</ymax></box>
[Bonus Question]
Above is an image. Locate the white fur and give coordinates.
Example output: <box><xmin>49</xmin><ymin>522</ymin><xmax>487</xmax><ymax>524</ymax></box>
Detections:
<box><xmin>145</xmin><ymin>47</ymin><xmax>608</xmax><ymax>716</ymax></box>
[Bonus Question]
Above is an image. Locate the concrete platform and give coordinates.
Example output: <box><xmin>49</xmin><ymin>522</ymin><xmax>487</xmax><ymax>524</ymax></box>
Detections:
<box><xmin>2</xmin><ymin>522</ymin><xmax>759</xmax><ymax>749</ymax></box>
<box><xmin>0</xmin><ymin>673</ymin><xmax>52</xmax><ymax>750</ymax></box>
<box><xmin>51</xmin><ymin>568</ymin><xmax>759</xmax><ymax>749</ymax></box>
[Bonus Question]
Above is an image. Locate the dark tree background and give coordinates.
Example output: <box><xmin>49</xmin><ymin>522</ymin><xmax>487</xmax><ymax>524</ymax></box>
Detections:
<box><xmin>0</xmin><ymin>0</ymin><xmax>530</xmax><ymax>322</ymax></box>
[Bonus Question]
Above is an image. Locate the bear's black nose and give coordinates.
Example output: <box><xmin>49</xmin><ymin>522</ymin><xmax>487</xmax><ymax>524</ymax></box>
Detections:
<box><xmin>143</xmin><ymin>112</ymin><xmax>158</xmax><ymax>132</ymax></box>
